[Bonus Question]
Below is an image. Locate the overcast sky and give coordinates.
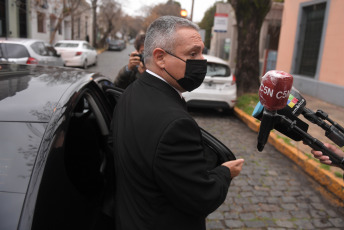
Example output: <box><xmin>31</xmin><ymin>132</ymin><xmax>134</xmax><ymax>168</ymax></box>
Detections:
<box><xmin>118</xmin><ymin>0</ymin><xmax>220</xmax><ymax>23</ymax></box>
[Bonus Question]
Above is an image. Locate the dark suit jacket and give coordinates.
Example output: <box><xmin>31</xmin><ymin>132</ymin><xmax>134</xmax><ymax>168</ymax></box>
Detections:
<box><xmin>112</xmin><ymin>71</ymin><xmax>232</xmax><ymax>230</ymax></box>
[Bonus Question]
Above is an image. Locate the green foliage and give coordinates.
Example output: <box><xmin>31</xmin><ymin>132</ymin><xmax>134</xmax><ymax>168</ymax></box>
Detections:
<box><xmin>334</xmin><ymin>171</ymin><xmax>343</xmax><ymax>178</ymax></box>
<box><xmin>198</xmin><ymin>3</ymin><xmax>217</xmax><ymax>49</ymax></box>
<box><xmin>320</xmin><ymin>164</ymin><xmax>331</xmax><ymax>171</ymax></box>
<box><xmin>236</xmin><ymin>93</ymin><xmax>259</xmax><ymax>115</ymax></box>
<box><xmin>275</xmin><ymin>134</ymin><xmax>292</xmax><ymax>146</ymax></box>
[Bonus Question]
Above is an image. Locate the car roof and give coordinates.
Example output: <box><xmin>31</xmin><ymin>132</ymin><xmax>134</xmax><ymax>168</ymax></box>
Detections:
<box><xmin>55</xmin><ymin>40</ymin><xmax>86</xmax><ymax>44</ymax></box>
<box><xmin>0</xmin><ymin>64</ymin><xmax>99</xmax><ymax>122</ymax></box>
<box><xmin>203</xmin><ymin>54</ymin><xmax>229</xmax><ymax>66</ymax></box>
<box><xmin>0</xmin><ymin>38</ymin><xmax>45</xmax><ymax>45</ymax></box>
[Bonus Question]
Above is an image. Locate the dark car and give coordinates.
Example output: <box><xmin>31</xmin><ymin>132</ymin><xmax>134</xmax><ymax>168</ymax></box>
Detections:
<box><xmin>107</xmin><ymin>40</ymin><xmax>126</xmax><ymax>51</ymax></box>
<box><xmin>0</xmin><ymin>63</ymin><xmax>122</xmax><ymax>230</ymax></box>
<box><xmin>0</xmin><ymin>64</ymin><xmax>234</xmax><ymax>229</ymax></box>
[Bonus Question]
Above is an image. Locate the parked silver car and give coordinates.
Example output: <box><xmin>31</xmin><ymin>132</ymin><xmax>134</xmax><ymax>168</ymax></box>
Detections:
<box><xmin>0</xmin><ymin>39</ymin><xmax>64</xmax><ymax>66</ymax></box>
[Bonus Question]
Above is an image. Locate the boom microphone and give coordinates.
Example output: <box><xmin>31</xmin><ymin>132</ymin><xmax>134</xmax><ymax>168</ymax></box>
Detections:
<box><xmin>257</xmin><ymin>70</ymin><xmax>293</xmax><ymax>151</ymax></box>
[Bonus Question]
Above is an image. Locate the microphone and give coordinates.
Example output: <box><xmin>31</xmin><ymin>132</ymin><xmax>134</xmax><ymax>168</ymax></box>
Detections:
<box><xmin>257</xmin><ymin>70</ymin><xmax>293</xmax><ymax>151</ymax></box>
<box><xmin>252</xmin><ymin>101</ymin><xmax>309</xmax><ymax>141</ymax></box>
<box><xmin>283</xmin><ymin>88</ymin><xmax>344</xmax><ymax>147</ymax></box>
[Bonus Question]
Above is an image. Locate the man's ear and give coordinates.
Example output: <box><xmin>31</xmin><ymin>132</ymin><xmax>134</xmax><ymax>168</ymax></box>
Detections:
<box><xmin>152</xmin><ymin>48</ymin><xmax>166</xmax><ymax>69</ymax></box>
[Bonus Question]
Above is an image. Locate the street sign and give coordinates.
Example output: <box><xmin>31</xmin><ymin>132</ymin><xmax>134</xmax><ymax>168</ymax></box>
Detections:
<box><xmin>214</xmin><ymin>13</ymin><xmax>228</xmax><ymax>33</ymax></box>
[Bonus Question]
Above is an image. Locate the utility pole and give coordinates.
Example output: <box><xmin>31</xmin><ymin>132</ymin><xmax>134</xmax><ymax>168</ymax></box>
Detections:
<box><xmin>190</xmin><ymin>0</ymin><xmax>194</xmax><ymax>21</ymax></box>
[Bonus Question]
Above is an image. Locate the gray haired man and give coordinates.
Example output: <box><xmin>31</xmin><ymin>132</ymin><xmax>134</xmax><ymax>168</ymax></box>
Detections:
<box><xmin>112</xmin><ymin>15</ymin><xmax>244</xmax><ymax>230</ymax></box>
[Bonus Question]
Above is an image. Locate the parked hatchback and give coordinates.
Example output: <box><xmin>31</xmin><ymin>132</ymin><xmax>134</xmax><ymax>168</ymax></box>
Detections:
<box><xmin>182</xmin><ymin>54</ymin><xmax>237</xmax><ymax>112</ymax></box>
<box><xmin>0</xmin><ymin>39</ymin><xmax>64</xmax><ymax>66</ymax></box>
<box><xmin>54</xmin><ymin>40</ymin><xmax>97</xmax><ymax>69</ymax></box>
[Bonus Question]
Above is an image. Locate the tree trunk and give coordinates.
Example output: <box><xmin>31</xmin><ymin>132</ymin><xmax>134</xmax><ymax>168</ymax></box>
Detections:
<box><xmin>229</xmin><ymin>0</ymin><xmax>271</xmax><ymax>95</ymax></box>
<box><xmin>49</xmin><ymin>17</ymin><xmax>64</xmax><ymax>45</ymax></box>
<box><xmin>98</xmin><ymin>20</ymin><xmax>113</xmax><ymax>48</ymax></box>
<box><xmin>92</xmin><ymin>0</ymin><xmax>98</xmax><ymax>48</ymax></box>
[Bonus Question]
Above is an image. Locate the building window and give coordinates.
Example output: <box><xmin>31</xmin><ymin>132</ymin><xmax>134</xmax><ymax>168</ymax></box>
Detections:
<box><xmin>294</xmin><ymin>2</ymin><xmax>326</xmax><ymax>77</ymax></box>
<box><xmin>37</xmin><ymin>11</ymin><xmax>46</xmax><ymax>33</ymax></box>
<box><xmin>0</xmin><ymin>0</ymin><xmax>6</xmax><ymax>37</ymax></box>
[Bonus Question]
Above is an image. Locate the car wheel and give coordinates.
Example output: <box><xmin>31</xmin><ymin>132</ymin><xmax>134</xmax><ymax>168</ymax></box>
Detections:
<box><xmin>83</xmin><ymin>59</ymin><xmax>88</xmax><ymax>69</ymax></box>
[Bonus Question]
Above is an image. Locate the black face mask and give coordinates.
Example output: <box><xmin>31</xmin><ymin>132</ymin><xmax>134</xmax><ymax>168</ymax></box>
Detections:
<box><xmin>163</xmin><ymin>51</ymin><xmax>207</xmax><ymax>92</ymax></box>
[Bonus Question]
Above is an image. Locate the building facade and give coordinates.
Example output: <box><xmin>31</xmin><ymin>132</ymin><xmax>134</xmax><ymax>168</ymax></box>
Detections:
<box><xmin>276</xmin><ymin>0</ymin><xmax>344</xmax><ymax>107</ymax></box>
<box><xmin>0</xmin><ymin>0</ymin><xmax>93</xmax><ymax>45</ymax></box>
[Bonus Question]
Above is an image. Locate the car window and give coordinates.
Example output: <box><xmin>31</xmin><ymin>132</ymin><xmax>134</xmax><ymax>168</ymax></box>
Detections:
<box><xmin>86</xmin><ymin>44</ymin><xmax>94</xmax><ymax>50</ymax></box>
<box><xmin>54</xmin><ymin>43</ymin><xmax>79</xmax><ymax>48</ymax></box>
<box><xmin>207</xmin><ymin>62</ymin><xmax>231</xmax><ymax>77</ymax></box>
<box><xmin>31</xmin><ymin>42</ymin><xmax>48</xmax><ymax>56</ymax></box>
<box><xmin>0</xmin><ymin>44</ymin><xmax>29</xmax><ymax>58</ymax></box>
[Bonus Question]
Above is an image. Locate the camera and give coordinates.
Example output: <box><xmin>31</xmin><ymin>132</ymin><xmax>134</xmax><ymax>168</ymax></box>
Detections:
<box><xmin>134</xmin><ymin>53</ymin><xmax>144</xmax><ymax>65</ymax></box>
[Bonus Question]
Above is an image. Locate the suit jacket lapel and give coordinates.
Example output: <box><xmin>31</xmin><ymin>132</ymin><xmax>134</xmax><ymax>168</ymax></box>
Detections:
<box><xmin>140</xmin><ymin>71</ymin><xmax>186</xmax><ymax>109</ymax></box>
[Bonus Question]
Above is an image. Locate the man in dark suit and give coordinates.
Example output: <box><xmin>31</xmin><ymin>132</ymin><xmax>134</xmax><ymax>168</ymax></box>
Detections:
<box><xmin>112</xmin><ymin>16</ymin><xmax>244</xmax><ymax>230</ymax></box>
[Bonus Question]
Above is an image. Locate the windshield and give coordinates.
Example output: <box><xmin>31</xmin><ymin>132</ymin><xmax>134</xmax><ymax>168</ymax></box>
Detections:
<box><xmin>55</xmin><ymin>43</ymin><xmax>79</xmax><ymax>48</ymax></box>
<box><xmin>207</xmin><ymin>62</ymin><xmax>231</xmax><ymax>77</ymax></box>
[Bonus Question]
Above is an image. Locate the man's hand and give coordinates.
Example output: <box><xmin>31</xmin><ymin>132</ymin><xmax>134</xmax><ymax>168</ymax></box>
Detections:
<box><xmin>222</xmin><ymin>159</ymin><xmax>244</xmax><ymax>178</ymax></box>
<box><xmin>137</xmin><ymin>61</ymin><xmax>146</xmax><ymax>74</ymax></box>
<box><xmin>311</xmin><ymin>143</ymin><xmax>344</xmax><ymax>167</ymax></box>
<box><xmin>128</xmin><ymin>51</ymin><xmax>142</xmax><ymax>70</ymax></box>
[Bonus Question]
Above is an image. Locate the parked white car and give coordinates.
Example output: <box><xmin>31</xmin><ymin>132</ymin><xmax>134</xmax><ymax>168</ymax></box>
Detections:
<box><xmin>54</xmin><ymin>40</ymin><xmax>97</xmax><ymax>69</ymax></box>
<box><xmin>182</xmin><ymin>54</ymin><xmax>237</xmax><ymax>112</ymax></box>
<box><xmin>0</xmin><ymin>39</ymin><xmax>64</xmax><ymax>66</ymax></box>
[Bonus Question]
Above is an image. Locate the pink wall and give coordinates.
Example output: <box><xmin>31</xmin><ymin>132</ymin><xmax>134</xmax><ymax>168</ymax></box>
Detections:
<box><xmin>275</xmin><ymin>0</ymin><xmax>304</xmax><ymax>73</ymax></box>
<box><xmin>276</xmin><ymin>0</ymin><xmax>344</xmax><ymax>87</ymax></box>
<box><xmin>319</xmin><ymin>1</ymin><xmax>344</xmax><ymax>85</ymax></box>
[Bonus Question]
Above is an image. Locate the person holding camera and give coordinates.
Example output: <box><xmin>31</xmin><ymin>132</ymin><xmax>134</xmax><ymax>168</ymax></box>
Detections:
<box><xmin>114</xmin><ymin>34</ymin><xmax>146</xmax><ymax>89</ymax></box>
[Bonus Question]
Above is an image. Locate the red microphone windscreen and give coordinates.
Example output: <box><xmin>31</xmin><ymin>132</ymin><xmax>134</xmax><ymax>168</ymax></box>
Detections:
<box><xmin>259</xmin><ymin>70</ymin><xmax>293</xmax><ymax>111</ymax></box>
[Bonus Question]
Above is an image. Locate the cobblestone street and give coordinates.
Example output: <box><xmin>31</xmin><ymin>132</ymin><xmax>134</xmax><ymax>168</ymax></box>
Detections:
<box><xmin>190</xmin><ymin>109</ymin><xmax>344</xmax><ymax>230</ymax></box>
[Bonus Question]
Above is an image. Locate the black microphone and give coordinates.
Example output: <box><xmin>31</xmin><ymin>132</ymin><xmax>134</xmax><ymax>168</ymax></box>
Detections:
<box><xmin>252</xmin><ymin>101</ymin><xmax>309</xmax><ymax>141</ymax></box>
<box><xmin>284</xmin><ymin>87</ymin><xmax>344</xmax><ymax>147</ymax></box>
<box><xmin>257</xmin><ymin>70</ymin><xmax>294</xmax><ymax>151</ymax></box>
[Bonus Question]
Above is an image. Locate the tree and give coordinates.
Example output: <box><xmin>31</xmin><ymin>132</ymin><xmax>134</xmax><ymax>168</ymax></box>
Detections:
<box><xmin>91</xmin><ymin>0</ymin><xmax>98</xmax><ymax>47</ymax></box>
<box><xmin>125</xmin><ymin>16</ymin><xmax>145</xmax><ymax>39</ymax></box>
<box><xmin>142</xmin><ymin>0</ymin><xmax>182</xmax><ymax>30</ymax></box>
<box><xmin>48</xmin><ymin>0</ymin><xmax>83</xmax><ymax>44</ymax></box>
<box><xmin>228</xmin><ymin>0</ymin><xmax>271</xmax><ymax>95</ymax></box>
<box><xmin>198</xmin><ymin>4</ymin><xmax>216</xmax><ymax>49</ymax></box>
<box><xmin>97</xmin><ymin>0</ymin><xmax>122</xmax><ymax>47</ymax></box>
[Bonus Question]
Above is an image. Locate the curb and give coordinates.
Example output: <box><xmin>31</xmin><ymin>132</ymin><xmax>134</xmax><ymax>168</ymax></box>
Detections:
<box><xmin>233</xmin><ymin>107</ymin><xmax>344</xmax><ymax>201</ymax></box>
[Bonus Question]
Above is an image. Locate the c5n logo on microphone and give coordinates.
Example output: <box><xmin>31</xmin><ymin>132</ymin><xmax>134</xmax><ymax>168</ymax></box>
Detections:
<box><xmin>260</xmin><ymin>84</ymin><xmax>290</xmax><ymax>99</ymax></box>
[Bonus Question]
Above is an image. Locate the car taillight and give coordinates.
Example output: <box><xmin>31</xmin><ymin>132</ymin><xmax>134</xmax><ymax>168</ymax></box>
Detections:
<box><xmin>26</xmin><ymin>57</ymin><xmax>38</xmax><ymax>64</ymax></box>
<box><xmin>231</xmin><ymin>74</ymin><xmax>236</xmax><ymax>85</ymax></box>
<box><xmin>76</xmin><ymin>51</ymin><xmax>82</xmax><ymax>56</ymax></box>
